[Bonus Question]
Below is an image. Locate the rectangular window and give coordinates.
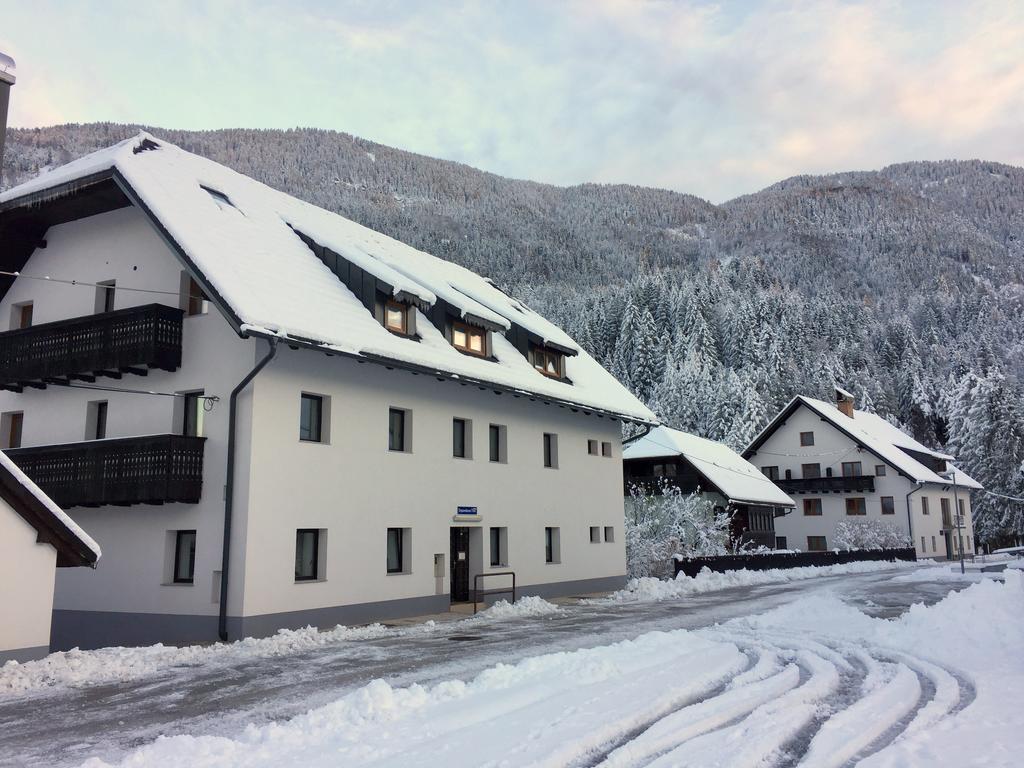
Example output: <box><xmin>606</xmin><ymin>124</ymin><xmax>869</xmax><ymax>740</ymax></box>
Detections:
<box><xmin>841</xmin><ymin>461</ymin><xmax>863</xmax><ymax>477</ymax></box>
<box><xmin>384</xmin><ymin>300</ymin><xmax>409</xmax><ymax>335</ymax></box>
<box><xmin>453</xmin><ymin>418</ymin><xmax>470</xmax><ymax>459</ymax></box>
<box><xmin>922</xmin><ymin>497</ymin><xmax>930</xmax><ymax>515</ymax></box>
<box><xmin>776</xmin><ymin>535</ymin><xmax>788</xmax><ymax>550</ymax></box>
<box><xmin>299</xmin><ymin>393</ymin><xmax>323</xmax><ymax>442</ymax></box>
<box><xmin>389</xmin><ymin>408</ymin><xmax>408</xmax><ymax>452</ymax></box>
<box><xmin>95</xmin><ymin>279</ymin><xmax>116</xmax><ymax>314</ymax></box>
<box><xmin>86</xmin><ymin>401</ymin><xmax>108</xmax><ymax>441</ymax></box>
<box><xmin>588</xmin><ymin>439</ymin><xmax>599</xmax><ymax>456</ymax></box>
<box><xmin>544</xmin><ymin>527</ymin><xmax>560</xmax><ymax>563</ymax></box>
<box><xmin>931</xmin><ymin>535</ymin><xmax>937</xmax><ymax>552</ymax></box>
<box><xmin>489</xmin><ymin>527</ymin><xmax>507</xmax><ymax>567</ymax></box>
<box><xmin>761</xmin><ymin>466</ymin><xmax>779</xmax><ymax>481</ymax></box>
<box><xmin>602</xmin><ymin>441</ymin><xmax>612</xmax><ymax>458</ymax></box>
<box><xmin>387</xmin><ymin>527</ymin><xmax>405</xmax><ymax>573</ymax></box>
<box><xmin>801</xmin><ymin>463</ymin><xmax>821</xmax><ymax>479</ymax></box>
<box><xmin>452</xmin><ymin>321</ymin><xmax>487</xmax><ymax>357</ymax></box>
<box><xmin>295</xmin><ymin>529</ymin><xmax>320</xmax><ymax>581</ymax></box>
<box><xmin>922</xmin><ymin>536</ymin><xmax>927</xmax><ymax>552</ymax></box>
<box><xmin>875</xmin><ymin>465</ymin><xmax>887</xmax><ymax>477</ymax></box>
<box><xmin>1</xmin><ymin>411</ymin><xmax>23</xmax><ymax>449</ymax></box>
<box><xmin>531</xmin><ymin>346</ymin><xmax>564</xmax><ymax>378</ymax></box>
<box><xmin>881</xmin><ymin>496</ymin><xmax>895</xmax><ymax>515</ymax></box>
<box><xmin>182</xmin><ymin>391</ymin><xmax>204</xmax><ymax>437</ymax></box>
<box><xmin>845</xmin><ymin>497</ymin><xmax>867</xmax><ymax>515</ymax></box>
<box><xmin>173</xmin><ymin>530</ymin><xmax>197</xmax><ymax>584</ymax></box>
<box><xmin>543</xmin><ymin>433</ymin><xmax>558</xmax><ymax>468</ymax></box>
<box><xmin>957</xmin><ymin>498</ymin><xmax>965</xmax><ymax>517</ymax></box>
<box><xmin>488</xmin><ymin>424</ymin><xmax>506</xmax><ymax>463</ymax></box>
<box><xmin>941</xmin><ymin>498</ymin><xmax>952</xmax><ymax>527</ymax></box>
<box><xmin>12</xmin><ymin>301</ymin><xmax>33</xmax><ymax>329</ymax></box>
<box><xmin>800</xmin><ymin>431</ymin><xmax>815</xmax><ymax>446</ymax></box>
<box><xmin>807</xmin><ymin>535</ymin><xmax>827</xmax><ymax>552</ymax></box>
<box><xmin>803</xmin><ymin>498</ymin><xmax>823</xmax><ymax>516</ymax></box>
<box><xmin>604</xmin><ymin>526</ymin><xmax>615</xmax><ymax>543</ymax></box>
<box><xmin>181</xmin><ymin>273</ymin><xmax>208</xmax><ymax>316</ymax></box>
<box><xmin>590</xmin><ymin>526</ymin><xmax>601</xmax><ymax>543</ymax></box>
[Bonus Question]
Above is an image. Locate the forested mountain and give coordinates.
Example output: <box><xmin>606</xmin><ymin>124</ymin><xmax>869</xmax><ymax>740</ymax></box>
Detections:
<box><xmin>4</xmin><ymin>124</ymin><xmax>1023</xmax><ymax>544</ymax></box>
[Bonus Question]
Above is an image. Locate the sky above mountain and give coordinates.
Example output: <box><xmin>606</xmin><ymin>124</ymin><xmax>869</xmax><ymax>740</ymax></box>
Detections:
<box><xmin>2</xmin><ymin>0</ymin><xmax>1022</xmax><ymax>202</ymax></box>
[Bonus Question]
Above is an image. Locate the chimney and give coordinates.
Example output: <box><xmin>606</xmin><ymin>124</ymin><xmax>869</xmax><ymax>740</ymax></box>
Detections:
<box><xmin>0</xmin><ymin>52</ymin><xmax>15</xmax><ymax>180</ymax></box>
<box><xmin>835</xmin><ymin>386</ymin><xmax>855</xmax><ymax>418</ymax></box>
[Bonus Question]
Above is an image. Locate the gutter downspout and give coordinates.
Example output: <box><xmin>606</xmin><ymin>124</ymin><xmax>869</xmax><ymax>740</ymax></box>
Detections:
<box><xmin>218</xmin><ymin>338</ymin><xmax>278</xmax><ymax>642</ymax></box>
<box><xmin>906</xmin><ymin>481</ymin><xmax>925</xmax><ymax>555</ymax></box>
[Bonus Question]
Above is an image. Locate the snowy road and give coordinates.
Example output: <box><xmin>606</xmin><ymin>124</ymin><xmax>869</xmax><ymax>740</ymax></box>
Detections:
<box><xmin>0</xmin><ymin>567</ymin><xmax>1007</xmax><ymax>767</ymax></box>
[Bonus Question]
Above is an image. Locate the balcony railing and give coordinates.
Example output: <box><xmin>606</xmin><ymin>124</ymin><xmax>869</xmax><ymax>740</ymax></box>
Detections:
<box><xmin>0</xmin><ymin>303</ymin><xmax>183</xmax><ymax>390</ymax></box>
<box><xmin>778</xmin><ymin>475</ymin><xmax>876</xmax><ymax>494</ymax></box>
<box><xmin>5</xmin><ymin>434</ymin><xmax>205</xmax><ymax>508</ymax></box>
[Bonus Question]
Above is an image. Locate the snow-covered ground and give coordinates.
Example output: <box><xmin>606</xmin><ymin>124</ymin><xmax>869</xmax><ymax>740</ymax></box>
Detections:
<box><xmin>1</xmin><ymin>565</ymin><xmax>1016</xmax><ymax>767</ymax></box>
<box><xmin>64</xmin><ymin>570</ymin><xmax>1022</xmax><ymax>768</ymax></box>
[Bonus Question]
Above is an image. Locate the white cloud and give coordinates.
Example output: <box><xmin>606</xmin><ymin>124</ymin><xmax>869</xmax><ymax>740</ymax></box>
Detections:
<box><xmin>2</xmin><ymin>0</ymin><xmax>1022</xmax><ymax>201</ymax></box>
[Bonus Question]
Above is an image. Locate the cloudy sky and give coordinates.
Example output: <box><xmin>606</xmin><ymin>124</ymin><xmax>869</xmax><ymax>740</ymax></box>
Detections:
<box><xmin>2</xmin><ymin>0</ymin><xmax>1022</xmax><ymax>201</ymax></box>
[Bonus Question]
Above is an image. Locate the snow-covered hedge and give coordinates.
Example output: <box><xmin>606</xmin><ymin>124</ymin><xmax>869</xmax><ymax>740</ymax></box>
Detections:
<box><xmin>833</xmin><ymin>518</ymin><xmax>911</xmax><ymax>550</ymax></box>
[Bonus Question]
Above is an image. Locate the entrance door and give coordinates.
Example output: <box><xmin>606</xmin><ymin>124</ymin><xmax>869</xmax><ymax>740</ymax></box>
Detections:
<box><xmin>450</xmin><ymin>527</ymin><xmax>470</xmax><ymax>602</ymax></box>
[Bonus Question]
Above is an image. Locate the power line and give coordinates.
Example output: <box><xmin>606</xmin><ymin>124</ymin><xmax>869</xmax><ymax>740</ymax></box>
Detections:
<box><xmin>0</xmin><ymin>270</ymin><xmax>182</xmax><ymax>297</ymax></box>
<box><xmin>983</xmin><ymin>489</ymin><xmax>1024</xmax><ymax>503</ymax></box>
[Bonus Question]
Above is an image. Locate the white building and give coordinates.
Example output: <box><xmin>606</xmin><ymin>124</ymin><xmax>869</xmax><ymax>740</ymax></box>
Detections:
<box><xmin>743</xmin><ymin>389</ymin><xmax>982</xmax><ymax>558</ymax></box>
<box><xmin>0</xmin><ymin>451</ymin><xmax>99</xmax><ymax>662</ymax></box>
<box><xmin>622</xmin><ymin>425</ymin><xmax>795</xmax><ymax>548</ymax></box>
<box><xmin>0</xmin><ymin>133</ymin><xmax>654</xmax><ymax>650</ymax></box>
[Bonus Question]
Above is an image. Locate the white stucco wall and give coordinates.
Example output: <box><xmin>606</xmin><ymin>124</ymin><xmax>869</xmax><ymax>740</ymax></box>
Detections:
<box><xmin>238</xmin><ymin>347</ymin><xmax>627</xmax><ymax>618</ymax></box>
<box><xmin>0</xmin><ymin>501</ymin><xmax>57</xmax><ymax>656</ymax></box>
<box><xmin>0</xmin><ymin>207</ymin><xmax>258</xmax><ymax>619</ymax></box>
<box><xmin>750</xmin><ymin>404</ymin><xmax>975</xmax><ymax>558</ymax></box>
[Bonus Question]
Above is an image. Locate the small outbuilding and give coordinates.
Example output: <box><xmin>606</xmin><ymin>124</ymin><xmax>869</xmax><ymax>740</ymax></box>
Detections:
<box><xmin>0</xmin><ymin>451</ymin><xmax>99</xmax><ymax>662</ymax></box>
<box><xmin>623</xmin><ymin>426</ymin><xmax>795</xmax><ymax>548</ymax></box>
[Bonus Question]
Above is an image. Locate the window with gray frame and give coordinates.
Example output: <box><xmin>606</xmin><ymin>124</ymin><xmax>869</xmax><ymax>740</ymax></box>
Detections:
<box><xmin>881</xmin><ymin>496</ymin><xmax>895</xmax><ymax>515</ymax></box>
<box><xmin>453</xmin><ymin>418</ymin><xmax>469</xmax><ymax>458</ymax></box>
<box><xmin>807</xmin><ymin>535</ymin><xmax>827</xmax><ymax>551</ymax></box>
<box><xmin>489</xmin><ymin>424</ymin><xmax>506</xmax><ymax>463</ymax></box>
<box><xmin>387</xmin><ymin>527</ymin><xmax>404</xmax><ymax>573</ymax></box>
<box><xmin>801</xmin><ymin>463</ymin><xmax>821</xmax><ymax>479</ymax></box>
<box><xmin>604</xmin><ymin>526</ymin><xmax>615</xmax><ymax>543</ymax></box>
<box><xmin>182</xmin><ymin>391</ymin><xmax>204</xmax><ymax>437</ymax></box>
<box><xmin>543</xmin><ymin>433</ymin><xmax>558</xmax><ymax>468</ymax></box>
<box><xmin>299</xmin><ymin>394</ymin><xmax>323</xmax><ymax>442</ymax></box>
<box><xmin>590</xmin><ymin>526</ymin><xmax>601</xmax><ymax>543</ymax></box>
<box><xmin>295</xmin><ymin>529</ymin><xmax>319</xmax><ymax>581</ymax></box>
<box><xmin>173</xmin><ymin>530</ymin><xmax>196</xmax><ymax>584</ymax></box>
<box><xmin>800</xmin><ymin>431</ymin><xmax>814</xmax><ymax>446</ymax></box>
<box><xmin>389</xmin><ymin>408</ymin><xmax>407</xmax><ymax>452</ymax></box>
<box><xmin>489</xmin><ymin>527</ymin><xmax>507</xmax><ymax>567</ymax></box>
<box><xmin>545</xmin><ymin>526</ymin><xmax>560</xmax><ymax>563</ymax></box>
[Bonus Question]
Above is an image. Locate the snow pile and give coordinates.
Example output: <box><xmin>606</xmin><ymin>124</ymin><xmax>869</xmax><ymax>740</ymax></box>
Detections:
<box><xmin>601</xmin><ymin>559</ymin><xmax>923</xmax><ymax>602</ymax></box>
<box><xmin>471</xmin><ymin>596</ymin><xmax>559</xmax><ymax>620</ymax></box>
<box><xmin>0</xmin><ymin>622</ymin><xmax>412</xmax><ymax>695</ymax></box>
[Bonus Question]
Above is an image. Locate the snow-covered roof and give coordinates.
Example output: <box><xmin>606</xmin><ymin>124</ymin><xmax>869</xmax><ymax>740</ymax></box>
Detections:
<box><xmin>0</xmin><ymin>450</ymin><xmax>100</xmax><ymax>566</ymax></box>
<box><xmin>749</xmin><ymin>396</ymin><xmax>983</xmax><ymax>489</ymax></box>
<box><xmin>623</xmin><ymin>426</ymin><xmax>796</xmax><ymax>507</ymax></box>
<box><xmin>0</xmin><ymin>134</ymin><xmax>654</xmax><ymax>423</ymax></box>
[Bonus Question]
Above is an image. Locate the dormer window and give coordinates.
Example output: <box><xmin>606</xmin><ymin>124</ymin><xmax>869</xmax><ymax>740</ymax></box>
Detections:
<box><xmin>452</xmin><ymin>321</ymin><xmax>487</xmax><ymax>357</ymax></box>
<box><xmin>385</xmin><ymin>300</ymin><xmax>410</xmax><ymax>335</ymax></box>
<box><xmin>531</xmin><ymin>346</ymin><xmax>564</xmax><ymax>379</ymax></box>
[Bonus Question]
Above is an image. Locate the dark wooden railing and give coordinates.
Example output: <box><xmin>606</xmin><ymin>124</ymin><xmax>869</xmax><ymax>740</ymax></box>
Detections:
<box><xmin>0</xmin><ymin>303</ymin><xmax>183</xmax><ymax>390</ymax></box>
<box><xmin>5</xmin><ymin>434</ymin><xmax>205</xmax><ymax>508</ymax></box>
<box><xmin>779</xmin><ymin>475</ymin><xmax>875</xmax><ymax>494</ymax></box>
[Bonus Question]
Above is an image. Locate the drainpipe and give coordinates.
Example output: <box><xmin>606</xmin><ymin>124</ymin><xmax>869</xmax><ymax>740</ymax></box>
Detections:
<box><xmin>218</xmin><ymin>338</ymin><xmax>278</xmax><ymax>642</ymax></box>
<box><xmin>905</xmin><ymin>481</ymin><xmax>925</xmax><ymax>555</ymax></box>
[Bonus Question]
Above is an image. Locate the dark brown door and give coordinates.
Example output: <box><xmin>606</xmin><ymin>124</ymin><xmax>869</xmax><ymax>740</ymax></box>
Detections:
<box><xmin>450</xmin><ymin>527</ymin><xmax>470</xmax><ymax>602</ymax></box>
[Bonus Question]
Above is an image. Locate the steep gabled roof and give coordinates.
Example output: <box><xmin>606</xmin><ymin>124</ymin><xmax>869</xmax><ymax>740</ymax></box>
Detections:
<box><xmin>744</xmin><ymin>396</ymin><xmax>983</xmax><ymax>489</ymax></box>
<box><xmin>0</xmin><ymin>451</ymin><xmax>100</xmax><ymax>568</ymax></box>
<box><xmin>624</xmin><ymin>425</ymin><xmax>795</xmax><ymax>507</ymax></box>
<box><xmin>0</xmin><ymin>134</ymin><xmax>655</xmax><ymax>424</ymax></box>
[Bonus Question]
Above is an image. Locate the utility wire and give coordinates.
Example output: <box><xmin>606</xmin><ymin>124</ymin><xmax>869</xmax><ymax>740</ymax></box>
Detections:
<box><xmin>48</xmin><ymin>380</ymin><xmax>220</xmax><ymax>404</ymax></box>
<box><xmin>0</xmin><ymin>270</ymin><xmax>182</xmax><ymax>297</ymax></box>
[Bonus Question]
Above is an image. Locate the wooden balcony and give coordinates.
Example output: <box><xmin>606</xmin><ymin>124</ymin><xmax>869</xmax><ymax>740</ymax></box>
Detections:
<box><xmin>0</xmin><ymin>303</ymin><xmax>183</xmax><ymax>391</ymax></box>
<box><xmin>5</xmin><ymin>434</ymin><xmax>205</xmax><ymax>508</ymax></box>
<box><xmin>778</xmin><ymin>475</ymin><xmax>876</xmax><ymax>494</ymax></box>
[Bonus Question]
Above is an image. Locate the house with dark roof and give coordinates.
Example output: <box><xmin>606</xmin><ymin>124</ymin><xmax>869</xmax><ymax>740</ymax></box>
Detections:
<box><xmin>0</xmin><ymin>451</ymin><xmax>99</xmax><ymax>662</ymax></box>
<box><xmin>0</xmin><ymin>133</ymin><xmax>654</xmax><ymax>649</ymax></box>
<box><xmin>743</xmin><ymin>388</ymin><xmax>981</xmax><ymax>557</ymax></box>
<box><xmin>623</xmin><ymin>426</ymin><xmax>795</xmax><ymax>549</ymax></box>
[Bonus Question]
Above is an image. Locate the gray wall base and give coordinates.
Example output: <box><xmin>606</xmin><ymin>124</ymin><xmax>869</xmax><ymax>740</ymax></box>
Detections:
<box><xmin>50</xmin><ymin>575</ymin><xmax>627</xmax><ymax>650</ymax></box>
<box><xmin>0</xmin><ymin>645</ymin><xmax>50</xmax><ymax>664</ymax></box>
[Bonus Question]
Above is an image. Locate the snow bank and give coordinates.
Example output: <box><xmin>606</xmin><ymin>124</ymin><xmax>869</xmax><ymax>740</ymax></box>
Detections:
<box><xmin>600</xmin><ymin>559</ymin><xmax>923</xmax><ymax>602</ymax></box>
<box><xmin>0</xmin><ymin>596</ymin><xmax>560</xmax><ymax>696</ymax></box>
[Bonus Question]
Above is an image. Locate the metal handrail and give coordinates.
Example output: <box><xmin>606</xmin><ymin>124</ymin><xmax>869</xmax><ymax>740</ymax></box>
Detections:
<box><xmin>472</xmin><ymin>571</ymin><xmax>516</xmax><ymax>614</ymax></box>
